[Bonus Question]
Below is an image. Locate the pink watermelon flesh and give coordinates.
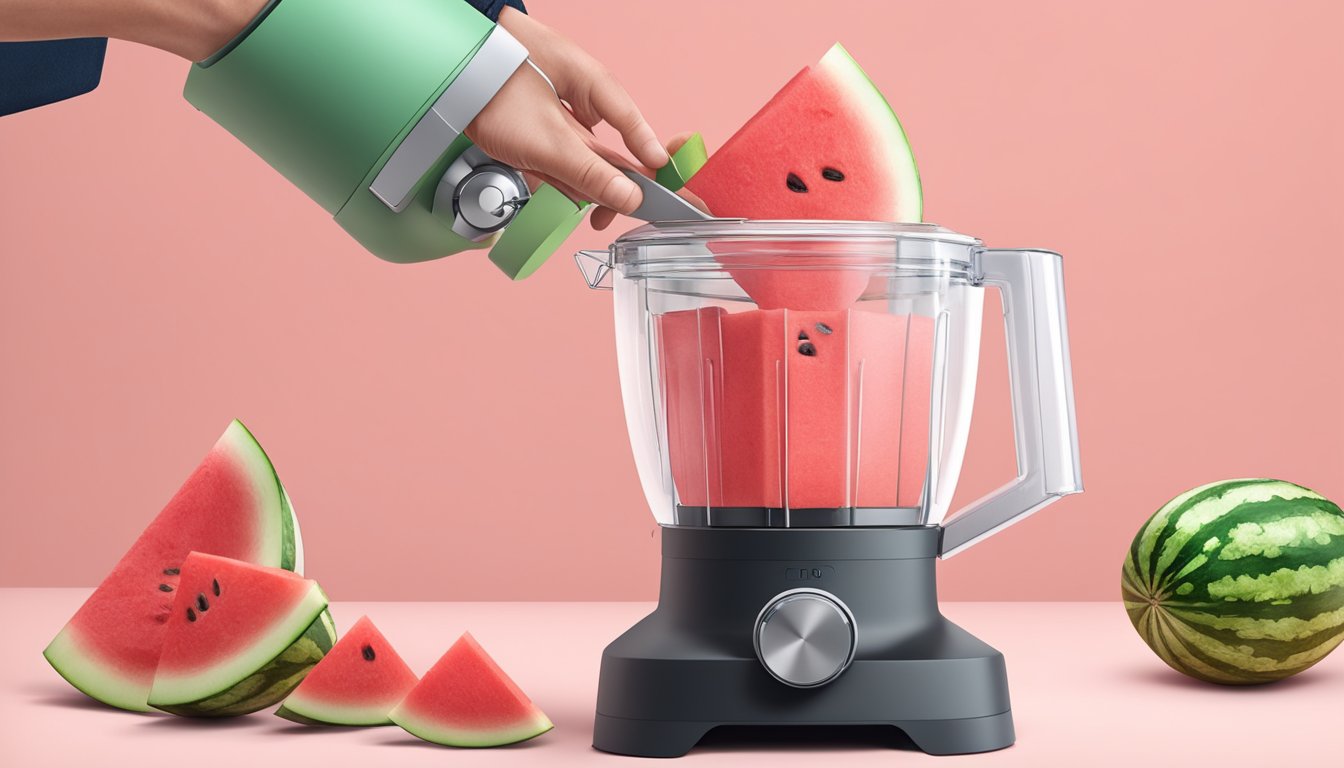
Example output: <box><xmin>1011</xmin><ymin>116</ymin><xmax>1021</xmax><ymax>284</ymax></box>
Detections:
<box><xmin>146</xmin><ymin>552</ymin><xmax>329</xmax><ymax>714</ymax></box>
<box><xmin>42</xmin><ymin>420</ymin><xmax>299</xmax><ymax>712</ymax></box>
<box><xmin>276</xmin><ymin>615</ymin><xmax>419</xmax><ymax>726</ymax></box>
<box><xmin>659</xmin><ymin>307</ymin><xmax>933</xmax><ymax>511</ymax></box>
<box><xmin>685</xmin><ymin>43</ymin><xmax>922</xmax><ymax>310</ymax></box>
<box><xmin>390</xmin><ymin>632</ymin><xmax>553</xmax><ymax>747</ymax></box>
<box><xmin>152</xmin><ymin>553</ymin><xmax>312</xmax><ymax>677</ymax></box>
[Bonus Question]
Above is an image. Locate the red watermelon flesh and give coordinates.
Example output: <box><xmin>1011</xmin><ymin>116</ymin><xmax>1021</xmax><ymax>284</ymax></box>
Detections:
<box><xmin>276</xmin><ymin>615</ymin><xmax>419</xmax><ymax>726</ymax></box>
<box><xmin>43</xmin><ymin>420</ymin><xmax>300</xmax><ymax>712</ymax></box>
<box><xmin>685</xmin><ymin>43</ymin><xmax>922</xmax><ymax>310</ymax></box>
<box><xmin>146</xmin><ymin>552</ymin><xmax>330</xmax><ymax>714</ymax></box>
<box><xmin>390</xmin><ymin>632</ymin><xmax>553</xmax><ymax>747</ymax></box>
<box><xmin>658</xmin><ymin>307</ymin><xmax>933</xmax><ymax>511</ymax></box>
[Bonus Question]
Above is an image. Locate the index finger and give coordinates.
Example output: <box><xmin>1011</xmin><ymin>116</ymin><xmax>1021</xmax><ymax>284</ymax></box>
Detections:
<box><xmin>587</xmin><ymin>72</ymin><xmax>668</xmax><ymax>171</ymax></box>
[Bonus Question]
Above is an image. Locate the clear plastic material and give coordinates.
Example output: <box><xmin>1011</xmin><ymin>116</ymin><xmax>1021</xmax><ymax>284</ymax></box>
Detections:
<box><xmin>578</xmin><ymin>220</ymin><xmax>1081</xmax><ymax>557</ymax></box>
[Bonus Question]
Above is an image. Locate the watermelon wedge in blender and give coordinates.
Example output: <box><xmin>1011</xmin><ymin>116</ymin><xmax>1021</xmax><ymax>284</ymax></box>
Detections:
<box><xmin>686</xmin><ymin>42</ymin><xmax>922</xmax><ymax>310</ymax></box>
<box><xmin>658</xmin><ymin>43</ymin><xmax>934</xmax><ymax>517</ymax></box>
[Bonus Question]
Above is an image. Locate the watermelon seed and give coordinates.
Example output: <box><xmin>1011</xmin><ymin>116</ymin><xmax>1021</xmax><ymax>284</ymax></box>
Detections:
<box><xmin>158</xmin><ymin>584</ymin><xmax>174</xmax><ymax>593</ymax></box>
<box><xmin>822</xmin><ymin>167</ymin><xmax>845</xmax><ymax>182</ymax></box>
<box><xmin>196</xmin><ymin>594</ymin><xmax>209</xmax><ymax>612</ymax></box>
<box><xmin>163</xmin><ymin>568</ymin><xmax>180</xmax><ymax>576</ymax></box>
<box><xmin>798</xmin><ymin>331</ymin><xmax>809</xmax><ymax>341</ymax></box>
<box><xmin>786</xmin><ymin>173</ymin><xmax>808</xmax><ymax>193</ymax></box>
<box><xmin>362</xmin><ymin>644</ymin><xmax>376</xmax><ymax>662</ymax></box>
<box><xmin>212</xmin><ymin>579</ymin><xmax>220</xmax><ymax>597</ymax></box>
<box><xmin>798</xmin><ymin>342</ymin><xmax>817</xmax><ymax>357</ymax></box>
<box><xmin>186</xmin><ymin>608</ymin><xmax>197</xmax><ymax>622</ymax></box>
<box><xmin>815</xmin><ymin>323</ymin><xmax>833</xmax><ymax>335</ymax></box>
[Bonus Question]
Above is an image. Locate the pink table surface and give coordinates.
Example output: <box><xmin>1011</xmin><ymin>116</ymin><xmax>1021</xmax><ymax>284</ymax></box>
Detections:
<box><xmin>3</xmin><ymin>589</ymin><xmax>1341</xmax><ymax>767</ymax></box>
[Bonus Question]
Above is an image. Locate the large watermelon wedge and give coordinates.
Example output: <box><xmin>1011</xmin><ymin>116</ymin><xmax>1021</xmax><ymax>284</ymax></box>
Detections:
<box><xmin>43</xmin><ymin>420</ymin><xmax>302</xmax><ymax>712</ymax></box>
<box><xmin>390</xmin><ymin>633</ymin><xmax>552</xmax><ymax>747</ymax></box>
<box><xmin>148</xmin><ymin>552</ymin><xmax>334</xmax><ymax>716</ymax></box>
<box><xmin>276</xmin><ymin>615</ymin><xmax>419</xmax><ymax>726</ymax></box>
<box><xmin>1122</xmin><ymin>479</ymin><xmax>1344</xmax><ymax>684</ymax></box>
<box><xmin>685</xmin><ymin>43</ymin><xmax>922</xmax><ymax>310</ymax></box>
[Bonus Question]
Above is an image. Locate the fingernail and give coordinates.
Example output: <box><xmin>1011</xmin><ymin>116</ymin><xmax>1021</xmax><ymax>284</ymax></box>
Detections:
<box><xmin>605</xmin><ymin>175</ymin><xmax>642</xmax><ymax>212</ymax></box>
<box><xmin>643</xmin><ymin>139</ymin><xmax>670</xmax><ymax>165</ymax></box>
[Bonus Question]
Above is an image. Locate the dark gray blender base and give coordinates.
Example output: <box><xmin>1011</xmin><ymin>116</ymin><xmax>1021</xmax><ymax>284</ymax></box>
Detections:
<box><xmin>593</xmin><ymin>527</ymin><xmax>1014</xmax><ymax>757</ymax></box>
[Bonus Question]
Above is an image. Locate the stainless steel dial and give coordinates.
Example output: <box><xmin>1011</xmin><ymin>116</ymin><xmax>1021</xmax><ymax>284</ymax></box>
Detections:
<box><xmin>753</xmin><ymin>588</ymin><xmax>856</xmax><ymax>688</ymax></box>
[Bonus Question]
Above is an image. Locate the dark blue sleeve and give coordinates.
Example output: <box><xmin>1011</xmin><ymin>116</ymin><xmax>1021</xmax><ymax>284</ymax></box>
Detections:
<box><xmin>466</xmin><ymin>0</ymin><xmax>527</xmax><ymax>21</ymax></box>
<box><xmin>0</xmin><ymin>38</ymin><xmax>107</xmax><ymax>117</ymax></box>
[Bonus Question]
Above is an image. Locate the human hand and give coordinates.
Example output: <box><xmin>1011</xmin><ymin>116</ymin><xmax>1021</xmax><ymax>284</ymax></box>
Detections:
<box><xmin>466</xmin><ymin>7</ymin><xmax>668</xmax><ymax>218</ymax></box>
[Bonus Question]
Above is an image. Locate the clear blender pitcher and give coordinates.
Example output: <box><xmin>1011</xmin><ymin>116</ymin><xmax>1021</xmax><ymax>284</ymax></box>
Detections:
<box><xmin>577</xmin><ymin>219</ymin><xmax>1082</xmax><ymax>758</ymax></box>
<box><xmin>578</xmin><ymin>220</ymin><xmax>1081</xmax><ymax>556</ymax></box>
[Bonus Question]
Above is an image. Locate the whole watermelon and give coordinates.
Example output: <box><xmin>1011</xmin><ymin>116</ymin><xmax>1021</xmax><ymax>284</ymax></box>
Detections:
<box><xmin>1122</xmin><ymin>479</ymin><xmax>1344</xmax><ymax>684</ymax></box>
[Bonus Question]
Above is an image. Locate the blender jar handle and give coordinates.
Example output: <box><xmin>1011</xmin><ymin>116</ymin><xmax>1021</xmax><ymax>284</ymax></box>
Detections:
<box><xmin>575</xmin><ymin>249</ymin><xmax>613</xmax><ymax>290</ymax></box>
<box><xmin>939</xmin><ymin>248</ymin><xmax>1083</xmax><ymax>557</ymax></box>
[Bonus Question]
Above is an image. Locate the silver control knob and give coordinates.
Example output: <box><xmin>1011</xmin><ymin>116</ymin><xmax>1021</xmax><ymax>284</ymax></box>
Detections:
<box><xmin>454</xmin><ymin>166</ymin><xmax>528</xmax><ymax>233</ymax></box>
<box><xmin>753</xmin><ymin>588</ymin><xmax>856</xmax><ymax>688</ymax></box>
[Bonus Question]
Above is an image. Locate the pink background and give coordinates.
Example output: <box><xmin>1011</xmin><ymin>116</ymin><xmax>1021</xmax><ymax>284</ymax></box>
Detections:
<box><xmin>1</xmin><ymin>0</ymin><xmax>1340</xmax><ymax>601</ymax></box>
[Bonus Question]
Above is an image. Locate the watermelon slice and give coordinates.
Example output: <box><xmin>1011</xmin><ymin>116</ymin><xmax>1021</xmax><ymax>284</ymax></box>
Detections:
<box><xmin>685</xmin><ymin>43</ymin><xmax>922</xmax><ymax>310</ymax></box>
<box><xmin>390</xmin><ymin>633</ymin><xmax>553</xmax><ymax>747</ymax></box>
<box><xmin>43</xmin><ymin>420</ymin><xmax>302</xmax><ymax>712</ymax></box>
<box><xmin>147</xmin><ymin>552</ymin><xmax>334</xmax><ymax>717</ymax></box>
<box><xmin>659</xmin><ymin>307</ymin><xmax>933</xmax><ymax>511</ymax></box>
<box><xmin>276</xmin><ymin>615</ymin><xmax>419</xmax><ymax>726</ymax></box>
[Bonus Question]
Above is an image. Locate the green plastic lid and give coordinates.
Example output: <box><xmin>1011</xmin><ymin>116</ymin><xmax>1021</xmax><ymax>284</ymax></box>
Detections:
<box><xmin>488</xmin><ymin>184</ymin><xmax>589</xmax><ymax>280</ymax></box>
<box><xmin>655</xmin><ymin>132</ymin><xmax>708</xmax><ymax>192</ymax></box>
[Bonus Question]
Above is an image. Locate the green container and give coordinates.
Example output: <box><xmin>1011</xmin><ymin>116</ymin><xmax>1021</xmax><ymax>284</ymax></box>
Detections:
<box><xmin>184</xmin><ymin>0</ymin><xmax>584</xmax><ymax>274</ymax></box>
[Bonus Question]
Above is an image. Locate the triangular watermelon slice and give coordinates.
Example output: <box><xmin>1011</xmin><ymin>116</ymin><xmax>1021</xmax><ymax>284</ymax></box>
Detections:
<box><xmin>685</xmin><ymin>43</ymin><xmax>922</xmax><ymax>310</ymax></box>
<box><xmin>148</xmin><ymin>552</ymin><xmax>334</xmax><ymax>717</ymax></box>
<box><xmin>276</xmin><ymin>615</ymin><xmax>419</xmax><ymax>726</ymax></box>
<box><xmin>390</xmin><ymin>633</ymin><xmax>553</xmax><ymax>747</ymax></box>
<box><xmin>43</xmin><ymin>420</ymin><xmax>303</xmax><ymax>712</ymax></box>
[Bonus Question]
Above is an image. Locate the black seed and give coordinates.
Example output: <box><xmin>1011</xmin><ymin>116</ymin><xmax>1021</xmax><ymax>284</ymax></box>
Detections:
<box><xmin>186</xmin><ymin>607</ymin><xmax>197</xmax><ymax>622</ymax></box>
<box><xmin>362</xmin><ymin>644</ymin><xmax>376</xmax><ymax>662</ymax></box>
<box><xmin>798</xmin><ymin>342</ymin><xmax>817</xmax><ymax>356</ymax></box>
<box><xmin>798</xmin><ymin>330</ymin><xmax>810</xmax><ymax>341</ymax></box>
<box><xmin>815</xmin><ymin>323</ymin><xmax>833</xmax><ymax>335</ymax></box>
<box><xmin>196</xmin><ymin>594</ymin><xmax>209</xmax><ymax>612</ymax></box>
<box><xmin>822</xmin><ymin>167</ymin><xmax>845</xmax><ymax>182</ymax></box>
<box><xmin>786</xmin><ymin>172</ymin><xmax>808</xmax><ymax>193</ymax></box>
<box><xmin>163</xmin><ymin>568</ymin><xmax>180</xmax><ymax>576</ymax></box>
<box><xmin>158</xmin><ymin>584</ymin><xmax>174</xmax><ymax>593</ymax></box>
<box><xmin>212</xmin><ymin>579</ymin><xmax>220</xmax><ymax>597</ymax></box>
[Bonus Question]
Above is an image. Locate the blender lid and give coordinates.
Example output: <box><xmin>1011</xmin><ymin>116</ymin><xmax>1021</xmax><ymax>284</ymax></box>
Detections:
<box><xmin>609</xmin><ymin>220</ymin><xmax>982</xmax><ymax>275</ymax></box>
<box><xmin>613</xmin><ymin>220</ymin><xmax>980</xmax><ymax>248</ymax></box>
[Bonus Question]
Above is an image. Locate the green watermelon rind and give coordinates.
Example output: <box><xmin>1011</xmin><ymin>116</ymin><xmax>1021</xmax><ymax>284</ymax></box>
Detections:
<box><xmin>230</xmin><ymin>419</ymin><xmax>302</xmax><ymax>574</ymax></box>
<box><xmin>818</xmin><ymin>43</ymin><xmax>922</xmax><ymax>222</ymax></box>
<box><xmin>153</xmin><ymin>608</ymin><xmax>336</xmax><ymax>717</ymax></box>
<box><xmin>1122</xmin><ymin>478</ymin><xmax>1344</xmax><ymax>685</ymax></box>
<box><xmin>274</xmin><ymin>696</ymin><xmax>399</xmax><ymax>727</ymax></box>
<box><xmin>41</xmin><ymin>419</ymin><xmax>301</xmax><ymax>713</ymax></box>
<box><xmin>148</xmin><ymin>587</ymin><xmax>333</xmax><ymax>714</ymax></box>
<box><xmin>391</xmin><ymin>706</ymin><xmax>554</xmax><ymax>748</ymax></box>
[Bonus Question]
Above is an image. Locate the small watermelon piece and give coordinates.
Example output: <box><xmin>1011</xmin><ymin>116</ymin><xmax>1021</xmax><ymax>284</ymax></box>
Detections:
<box><xmin>276</xmin><ymin>615</ymin><xmax>418</xmax><ymax>726</ymax></box>
<box><xmin>390</xmin><ymin>633</ymin><xmax>552</xmax><ymax>747</ymax></box>
<box><xmin>685</xmin><ymin>43</ymin><xmax>922</xmax><ymax>310</ymax></box>
<box><xmin>147</xmin><ymin>552</ymin><xmax>334</xmax><ymax>716</ymax></box>
<box><xmin>659</xmin><ymin>307</ymin><xmax>933</xmax><ymax>510</ymax></box>
<box><xmin>1122</xmin><ymin>479</ymin><xmax>1344</xmax><ymax>685</ymax></box>
<box><xmin>43</xmin><ymin>420</ymin><xmax>303</xmax><ymax>712</ymax></box>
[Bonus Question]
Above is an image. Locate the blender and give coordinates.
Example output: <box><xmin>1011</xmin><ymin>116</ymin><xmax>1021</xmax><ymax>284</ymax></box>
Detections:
<box><xmin>575</xmin><ymin>218</ymin><xmax>1082</xmax><ymax>756</ymax></box>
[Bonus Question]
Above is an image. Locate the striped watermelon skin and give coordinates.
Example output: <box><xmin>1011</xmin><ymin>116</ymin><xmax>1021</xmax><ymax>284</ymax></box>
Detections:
<box><xmin>1122</xmin><ymin>479</ymin><xmax>1344</xmax><ymax>685</ymax></box>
